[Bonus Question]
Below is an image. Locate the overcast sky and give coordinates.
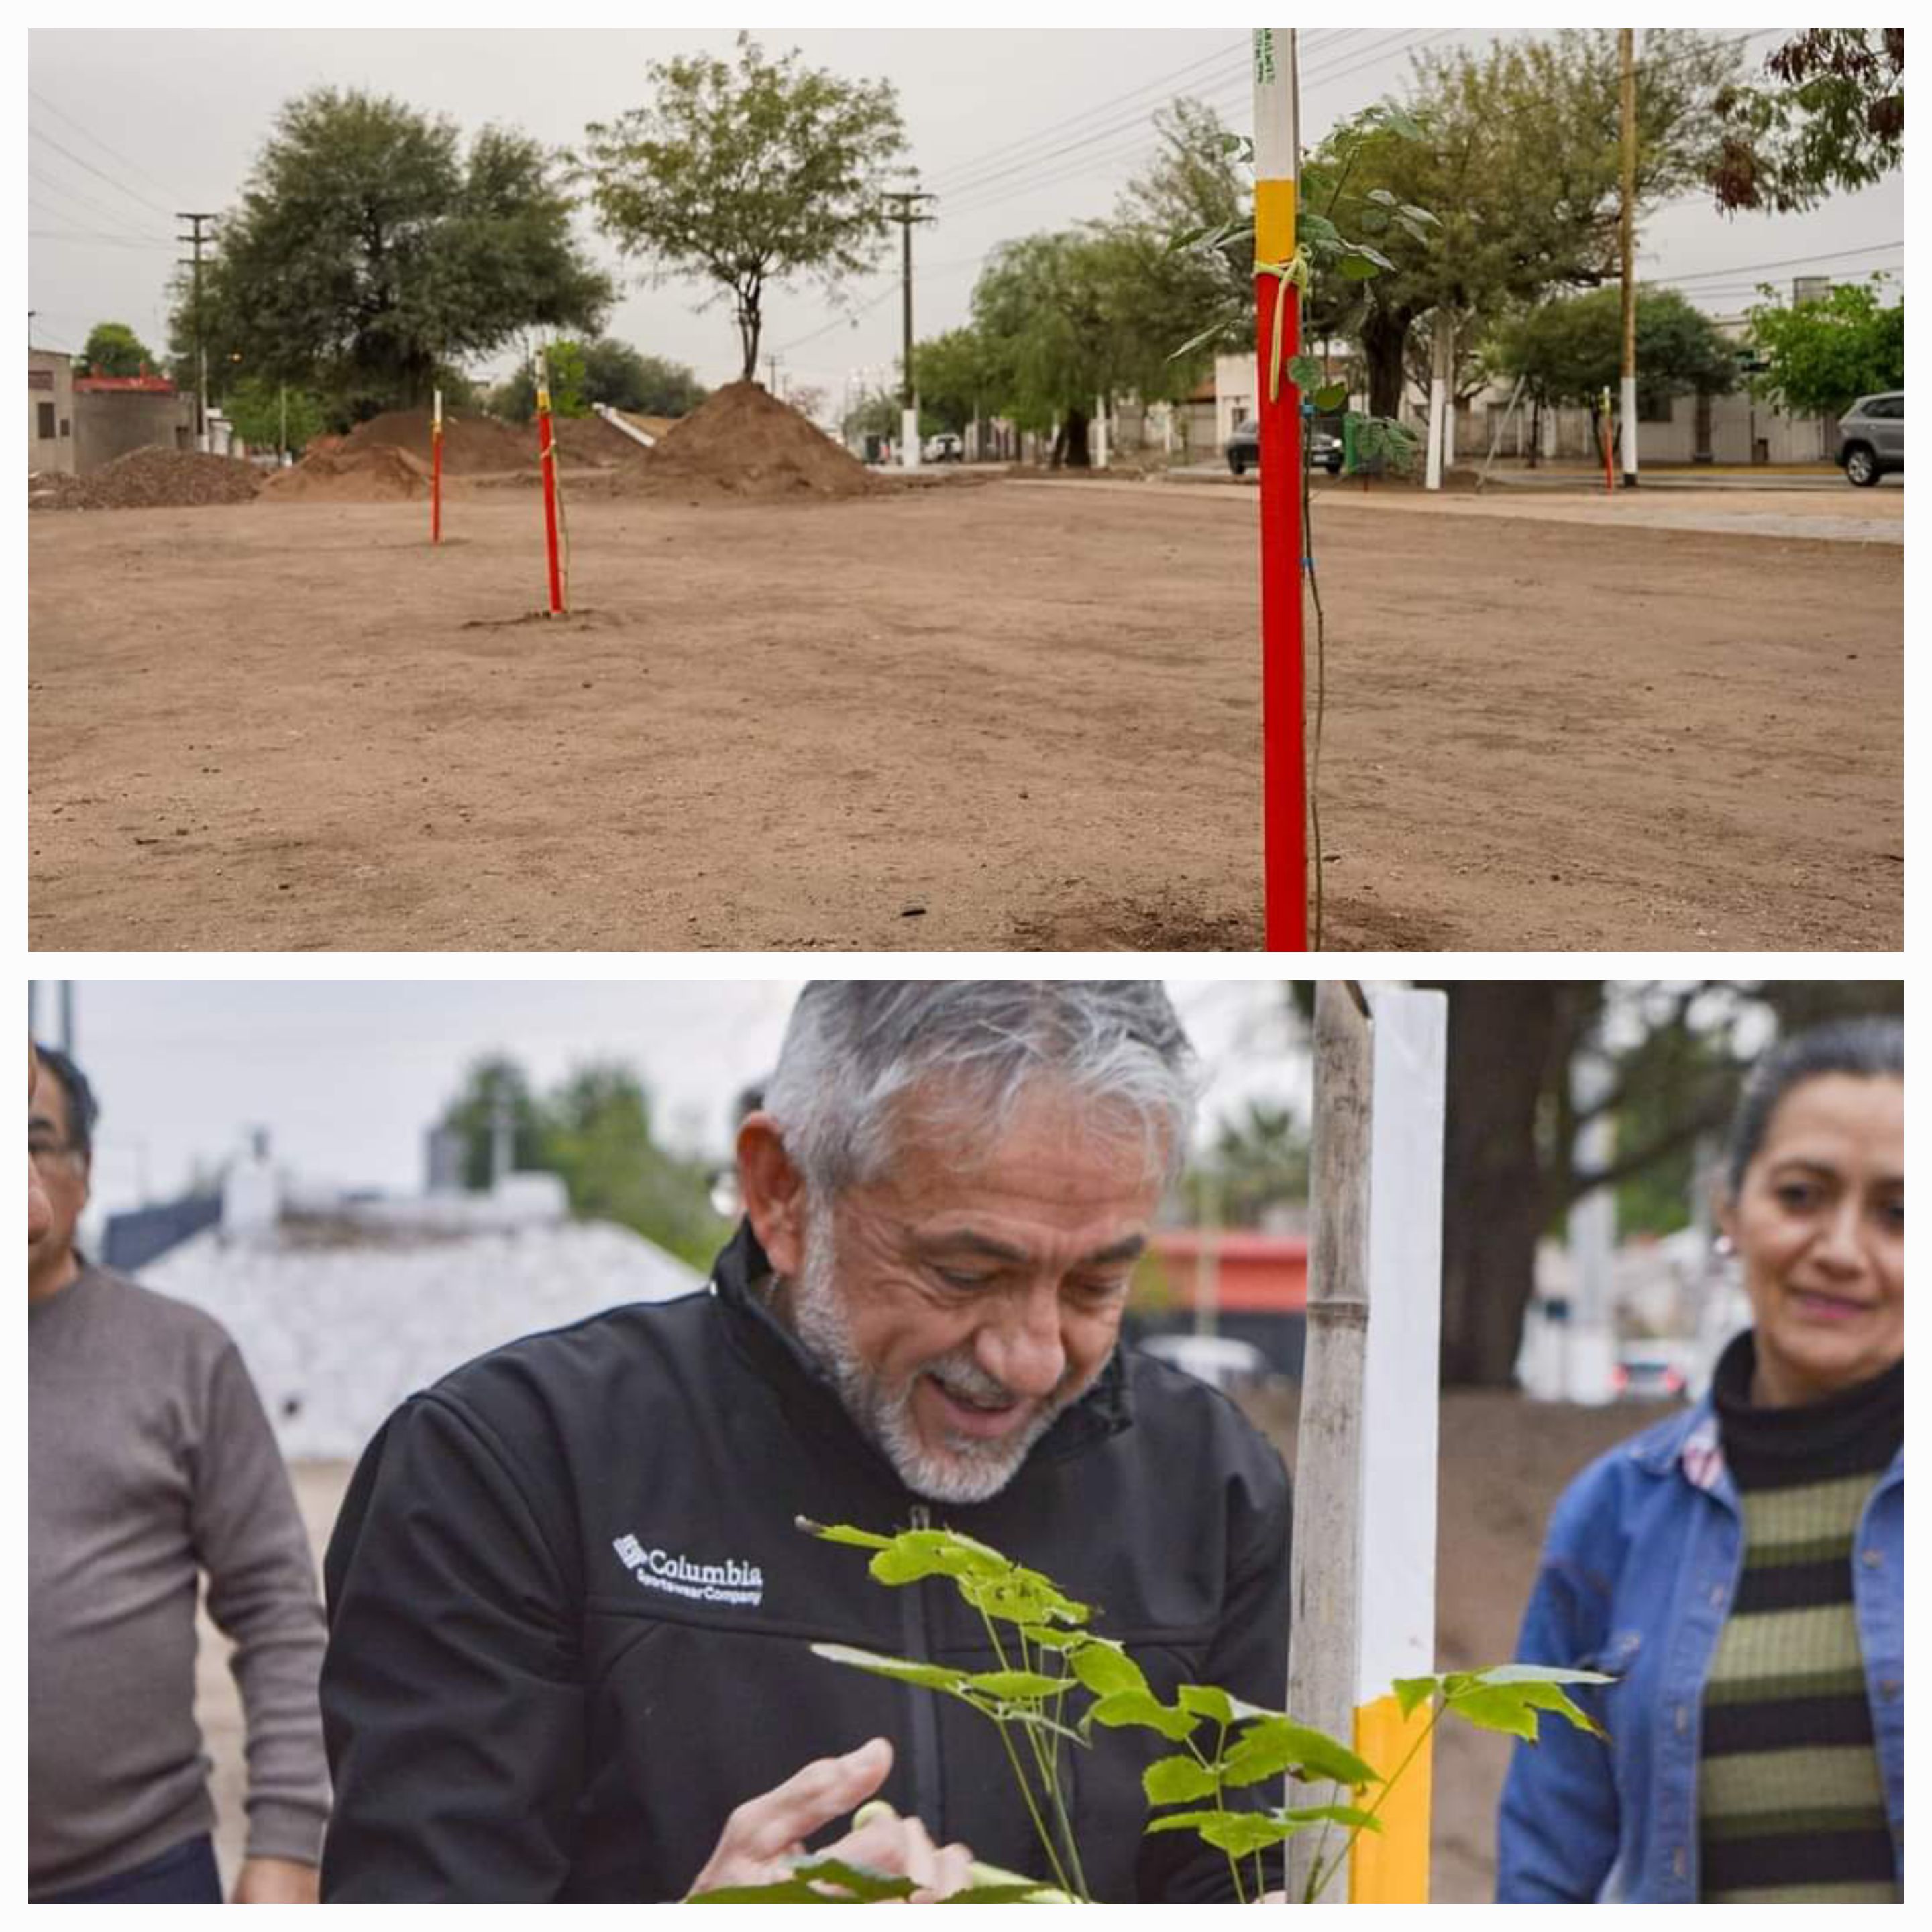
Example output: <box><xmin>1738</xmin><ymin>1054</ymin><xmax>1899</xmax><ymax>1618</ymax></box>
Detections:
<box><xmin>32</xmin><ymin>979</ymin><xmax>1310</xmax><ymax>1227</ymax></box>
<box><xmin>28</xmin><ymin>27</ymin><xmax>1904</xmax><ymax>411</ymax></box>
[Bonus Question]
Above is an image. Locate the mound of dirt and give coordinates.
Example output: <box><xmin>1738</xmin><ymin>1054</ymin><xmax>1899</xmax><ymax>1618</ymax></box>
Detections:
<box><xmin>28</xmin><ymin>447</ymin><xmax>262</xmax><ymax>512</ymax></box>
<box><xmin>260</xmin><ymin>443</ymin><xmax>433</xmax><ymax>502</ymax></box>
<box><xmin>611</xmin><ymin>382</ymin><xmax>877</xmax><ymax>500</ymax></box>
<box><xmin>341</xmin><ymin>408</ymin><xmax>555</xmax><ymax>475</ymax></box>
<box><xmin>549</xmin><ymin>413</ymin><xmax>656</xmax><ymax>468</ymax></box>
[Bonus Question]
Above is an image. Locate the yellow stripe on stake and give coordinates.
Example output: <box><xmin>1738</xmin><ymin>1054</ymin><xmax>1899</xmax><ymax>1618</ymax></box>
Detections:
<box><xmin>1351</xmin><ymin>1695</ymin><xmax>1434</xmax><ymax>1902</ymax></box>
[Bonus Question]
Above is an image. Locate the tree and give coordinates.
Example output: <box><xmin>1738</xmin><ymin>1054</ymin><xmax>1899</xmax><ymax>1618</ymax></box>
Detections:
<box><xmin>1415</xmin><ymin>980</ymin><xmax>1902</xmax><ymax>1386</ymax></box>
<box><xmin>580</xmin><ymin>339</ymin><xmax>706</xmax><ymax>415</ymax></box>
<box><xmin>1493</xmin><ymin>285</ymin><xmax>1737</xmax><ymax>429</ymax></box>
<box><xmin>1320</xmin><ymin>32</ymin><xmax>1741</xmax><ymax>417</ymax></box>
<box><xmin>437</xmin><ymin>1055</ymin><xmax>728</xmax><ymax>1272</ymax></box>
<box><xmin>1746</xmin><ymin>274</ymin><xmax>1904</xmax><ymax>418</ymax></box>
<box><xmin>578</xmin><ymin>34</ymin><xmax>908</xmax><ymax>383</ymax></box>
<box><xmin>910</xmin><ymin>327</ymin><xmax>993</xmax><ymax>435</ymax></box>
<box><xmin>1182</xmin><ymin>1102</ymin><xmax>1311</xmax><ymax>1230</ymax></box>
<box><xmin>1711</xmin><ymin>29</ymin><xmax>1905</xmax><ymax>213</ymax></box>
<box><xmin>543</xmin><ymin>339</ymin><xmax>591</xmax><ymax>417</ymax></box>
<box><xmin>176</xmin><ymin>88</ymin><xmax>612</xmax><ymax>416</ymax></box>
<box><xmin>78</xmin><ymin>321</ymin><xmax>161</xmax><ymax>378</ymax></box>
<box><xmin>220</xmin><ymin>375</ymin><xmax>327</xmax><ymax>453</ymax></box>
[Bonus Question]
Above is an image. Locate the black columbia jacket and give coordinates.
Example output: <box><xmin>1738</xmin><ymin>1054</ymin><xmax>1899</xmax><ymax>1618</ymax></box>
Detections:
<box><xmin>319</xmin><ymin>1223</ymin><xmax>1291</xmax><ymax>1901</ymax></box>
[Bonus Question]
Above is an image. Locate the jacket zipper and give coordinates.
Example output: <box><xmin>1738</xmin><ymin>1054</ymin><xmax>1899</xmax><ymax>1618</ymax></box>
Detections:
<box><xmin>900</xmin><ymin>1501</ymin><xmax>944</xmax><ymax>1839</ymax></box>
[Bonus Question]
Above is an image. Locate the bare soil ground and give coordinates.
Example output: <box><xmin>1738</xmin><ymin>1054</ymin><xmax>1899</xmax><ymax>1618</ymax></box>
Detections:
<box><xmin>31</xmin><ymin>480</ymin><xmax>1900</xmax><ymax>951</ymax></box>
<box><xmin>194</xmin><ymin>1389</ymin><xmax>1666</xmax><ymax>1899</ymax></box>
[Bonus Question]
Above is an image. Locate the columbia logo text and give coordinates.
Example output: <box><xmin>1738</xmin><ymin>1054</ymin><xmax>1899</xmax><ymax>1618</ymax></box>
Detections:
<box><xmin>612</xmin><ymin>1534</ymin><xmax>764</xmax><ymax>1607</ymax></box>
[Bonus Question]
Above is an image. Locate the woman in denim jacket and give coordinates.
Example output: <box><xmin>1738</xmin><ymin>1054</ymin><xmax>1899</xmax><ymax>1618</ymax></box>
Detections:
<box><xmin>1497</xmin><ymin>1017</ymin><xmax>1902</xmax><ymax>1903</ymax></box>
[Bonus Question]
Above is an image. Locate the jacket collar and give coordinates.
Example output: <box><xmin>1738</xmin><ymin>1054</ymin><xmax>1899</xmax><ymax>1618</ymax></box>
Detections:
<box><xmin>708</xmin><ymin>1218</ymin><xmax>1133</xmax><ymax>1477</ymax></box>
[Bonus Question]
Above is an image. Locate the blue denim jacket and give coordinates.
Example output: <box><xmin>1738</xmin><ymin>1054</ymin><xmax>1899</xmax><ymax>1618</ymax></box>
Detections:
<box><xmin>1495</xmin><ymin>1397</ymin><xmax>1904</xmax><ymax>1902</ymax></box>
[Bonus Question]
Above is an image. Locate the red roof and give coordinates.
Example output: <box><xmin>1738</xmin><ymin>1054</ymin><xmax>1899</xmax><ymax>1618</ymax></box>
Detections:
<box><xmin>75</xmin><ymin>374</ymin><xmax>176</xmax><ymax>393</ymax></box>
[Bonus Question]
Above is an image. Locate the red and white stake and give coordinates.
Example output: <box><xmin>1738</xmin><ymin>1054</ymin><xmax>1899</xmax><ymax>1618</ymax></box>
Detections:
<box><xmin>535</xmin><ymin>350</ymin><xmax>566</xmax><ymax>615</ymax></box>
<box><xmin>1254</xmin><ymin>30</ymin><xmax>1307</xmax><ymax>951</ymax></box>
<box><xmin>431</xmin><ymin>386</ymin><xmax>443</xmax><ymax>545</ymax></box>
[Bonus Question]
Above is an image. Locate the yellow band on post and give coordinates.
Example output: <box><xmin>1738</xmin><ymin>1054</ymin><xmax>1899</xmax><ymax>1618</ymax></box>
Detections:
<box><xmin>1350</xmin><ymin>1694</ymin><xmax>1433</xmax><ymax>1902</ymax></box>
<box><xmin>1254</xmin><ymin>175</ymin><xmax>1297</xmax><ymax>265</ymax></box>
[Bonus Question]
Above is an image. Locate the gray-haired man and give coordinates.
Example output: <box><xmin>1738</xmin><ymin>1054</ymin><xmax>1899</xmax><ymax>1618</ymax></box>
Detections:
<box><xmin>320</xmin><ymin>983</ymin><xmax>1292</xmax><ymax>1902</ymax></box>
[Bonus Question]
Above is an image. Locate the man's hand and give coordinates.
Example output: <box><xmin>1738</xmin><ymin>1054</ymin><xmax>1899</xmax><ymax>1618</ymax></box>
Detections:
<box><xmin>232</xmin><ymin>1857</ymin><xmax>320</xmax><ymax>1903</ymax></box>
<box><xmin>685</xmin><ymin>1737</ymin><xmax>975</xmax><ymax>1902</ymax></box>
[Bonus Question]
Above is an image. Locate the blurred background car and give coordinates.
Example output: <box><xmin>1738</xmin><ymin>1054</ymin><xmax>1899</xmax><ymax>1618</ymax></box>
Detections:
<box><xmin>1835</xmin><ymin>391</ymin><xmax>1904</xmax><ymax>486</ymax></box>
<box><xmin>921</xmin><ymin>431</ymin><xmax>963</xmax><ymax>463</ymax></box>
<box><xmin>1137</xmin><ymin>1332</ymin><xmax>1271</xmax><ymax>1392</ymax></box>
<box><xmin>1225</xmin><ymin>415</ymin><xmax>1344</xmax><ymax>476</ymax></box>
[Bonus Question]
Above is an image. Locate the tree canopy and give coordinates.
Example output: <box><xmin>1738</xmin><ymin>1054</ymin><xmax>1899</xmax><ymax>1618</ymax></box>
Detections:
<box><xmin>1493</xmin><ymin>286</ymin><xmax>1738</xmax><ymax>413</ymax></box>
<box><xmin>438</xmin><ymin>1055</ymin><xmax>727</xmax><ymax>1271</ymax></box>
<box><xmin>176</xmin><ymin>87</ymin><xmax>612</xmax><ymax>417</ymax></box>
<box><xmin>1746</xmin><ymin>275</ymin><xmax>1904</xmax><ymax>417</ymax></box>
<box><xmin>78</xmin><ymin>321</ymin><xmax>161</xmax><ymax>378</ymax></box>
<box><xmin>578</xmin><ymin>34</ymin><xmax>908</xmax><ymax>383</ymax></box>
<box><xmin>1711</xmin><ymin>29</ymin><xmax>1905</xmax><ymax>213</ymax></box>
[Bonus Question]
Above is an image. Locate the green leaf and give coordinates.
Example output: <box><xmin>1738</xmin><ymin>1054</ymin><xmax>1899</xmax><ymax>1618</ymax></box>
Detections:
<box><xmin>1177</xmin><ymin>1684</ymin><xmax>1235</xmax><ymax>1726</ymax></box>
<box><xmin>1464</xmin><ymin>1664</ymin><xmax>1617</xmax><ymax>1690</ymax></box>
<box><xmin>1377</xmin><ymin>105</ymin><xmax>1425</xmax><ymax>141</ymax></box>
<box><xmin>1365</xmin><ymin>187</ymin><xmax>1400</xmax><ymax>207</ymax></box>
<box><xmin>1312</xmin><ymin>382</ymin><xmax>1350</xmax><ymax>412</ymax></box>
<box><xmin>941</xmin><ymin>1882</ymin><xmax>1069</xmax><ymax>1903</ymax></box>
<box><xmin>1280</xmin><ymin>1803</ymin><xmax>1385</xmax><ymax>1834</ymax></box>
<box><xmin>1143</xmin><ymin>1755</ymin><xmax>1222</xmax><ymax>1806</ymax></box>
<box><xmin>997</xmin><ymin>1705</ymin><xmax>1091</xmax><ymax>1750</ymax></box>
<box><xmin>810</xmin><ymin>1642</ymin><xmax>969</xmax><ymax>1695</ymax></box>
<box><xmin>797</xmin><ymin>1518</ymin><xmax>892</xmax><ymax>1550</ymax></box>
<box><xmin>869</xmin><ymin>1528</ymin><xmax>1007</xmax><ymax>1586</ymax></box>
<box><xmin>1297</xmin><ymin>211</ymin><xmax>1342</xmax><ymax>251</ymax></box>
<box><xmin>1069</xmin><ymin>1639</ymin><xmax>1148</xmax><ymax>1699</ymax></box>
<box><xmin>1444</xmin><ymin>1664</ymin><xmax>1617</xmax><ymax>1745</ymax></box>
<box><xmin>1392</xmin><ymin>1675</ymin><xmax>1442</xmax><ymax>1721</ymax></box>
<box><xmin>1399</xmin><ymin>204</ymin><xmax>1440</xmax><ymax>227</ymax></box>
<box><xmin>1085</xmin><ymin>1689</ymin><xmax>1201</xmax><ymax>1743</ymax></box>
<box><xmin>1219</xmin><ymin>1716</ymin><xmax>1381</xmax><ymax>1791</ymax></box>
<box><xmin>690</xmin><ymin>1856</ymin><xmax>920</xmax><ymax>1903</ymax></box>
<box><xmin>1285</xmin><ymin>353</ymin><xmax>1327</xmax><ymax>392</ymax></box>
<box><xmin>967</xmin><ymin>1668</ymin><xmax>1065</xmax><ymax>1702</ymax></box>
<box><xmin>1357</xmin><ymin>204</ymin><xmax>1391</xmax><ymax>236</ymax></box>
<box><xmin>688</xmin><ymin>1879</ymin><xmax>841</xmax><ymax>1902</ymax></box>
<box><xmin>1144</xmin><ymin>1810</ymin><xmax>1291</xmax><ymax>1858</ymax></box>
<box><xmin>1339</xmin><ymin>253</ymin><xmax>1384</xmax><ymax>281</ymax></box>
<box><xmin>794</xmin><ymin>1858</ymin><xmax>920</xmax><ymax>1901</ymax></box>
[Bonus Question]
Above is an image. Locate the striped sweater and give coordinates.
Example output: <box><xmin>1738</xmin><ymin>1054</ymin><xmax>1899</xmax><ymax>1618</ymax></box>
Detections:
<box><xmin>1698</xmin><ymin>1334</ymin><xmax>1902</xmax><ymax>1902</ymax></box>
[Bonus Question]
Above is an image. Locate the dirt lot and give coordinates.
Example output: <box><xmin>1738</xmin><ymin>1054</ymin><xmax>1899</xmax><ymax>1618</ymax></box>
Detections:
<box><xmin>194</xmin><ymin>1389</ymin><xmax>1666</xmax><ymax>1900</ymax></box>
<box><xmin>31</xmin><ymin>478</ymin><xmax>1900</xmax><ymax>951</ymax></box>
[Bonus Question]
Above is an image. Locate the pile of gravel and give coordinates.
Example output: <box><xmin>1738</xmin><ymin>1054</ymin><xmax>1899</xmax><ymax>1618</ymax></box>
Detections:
<box><xmin>28</xmin><ymin>447</ymin><xmax>263</xmax><ymax>511</ymax></box>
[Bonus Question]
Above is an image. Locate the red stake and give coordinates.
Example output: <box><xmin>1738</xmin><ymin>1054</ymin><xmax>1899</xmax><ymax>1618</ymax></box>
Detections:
<box><xmin>1255</xmin><ymin>30</ymin><xmax>1307</xmax><ymax>952</ymax></box>
<box><xmin>535</xmin><ymin>353</ymin><xmax>565</xmax><ymax>615</ymax></box>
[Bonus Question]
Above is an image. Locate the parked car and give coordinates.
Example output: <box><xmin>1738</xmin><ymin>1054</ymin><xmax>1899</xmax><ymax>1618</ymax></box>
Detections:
<box><xmin>922</xmin><ymin>431</ymin><xmax>963</xmax><ymax>463</ymax></box>
<box><xmin>1137</xmin><ymin>1332</ymin><xmax>1271</xmax><ymax>1392</ymax></box>
<box><xmin>1835</xmin><ymin>391</ymin><xmax>1904</xmax><ymax>486</ymax></box>
<box><xmin>1611</xmin><ymin>1343</ymin><xmax>1693</xmax><ymax>1403</ymax></box>
<box><xmin>1224</xmin><ymin>415</ymin><xmax>1344</xmax><ymax>476</ymax></box>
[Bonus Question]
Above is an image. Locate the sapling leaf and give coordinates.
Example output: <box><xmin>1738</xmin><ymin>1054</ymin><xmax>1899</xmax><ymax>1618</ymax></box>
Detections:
<box><xmin>1016</xmin><ymin>1623</ymin><xmax>1083</xmax><ymax>1653</ymax></box>
<box><xmin>1391</xmin><ymin>1674</ymin><xmax>1443</xmax><ymax>1720</ymax></box>
<box><xmin>687</xmin><ymin>1878</ymin><xmax>841</xmax><ymax>1902</ymax></box>
<box><xmin>1338</xmin><ymin>253</ymin><xmax>1383</xmax><ymax>281</ymax></box>
<box><xmin>1145</xmin><ymin>1810</ymin><xmax>1292</xmax><ymax>1857</ymax></box>
<box><xmin>1313</xmin><ymin>382</ymin><xmax>1350</xmax><ymax>413</ymax></box>
<box><xmin>939</xmin><ymin>1882</ymin><xmax>1068</xmax><ymax>1903</ymax></box>
<box><xmin>810</xmin><ymin>1642</ymin><xmax>970</xmax><ymax>1695</ymax></box>
<box><xmin>1278</xmin><ymin>1803</ymin><xmax>1385</xmax><ymax>1833</ymax></box>
<box><xmin>797</xmin><ymin>1518</ymin><xmax>892</xmax><ymax>1550</ymax></box>
<box><xmin>1085</xmin><ymin>1688</ymin><xmax>1201</xmax><ymax>1743</ymax></box>
<box><xmin>1357</xmin><ymin>205</ymin><xmax>1391</xmax><ymax>237</ymax></box>
<box><xmin>968</xmin><ymin>1669</ymin><xmax>1066</xmax><ymax>1701</ymax></box>
<box><xmin>1285</xmin><ymin>354</ymin><xmax>1327</xmax><ymax>392</ymax></box>
<box><xmin>1143</xmin><ymin>1754</ymin><xmax>1222</xmax><ymax>1806</ymax></box>
<box><xmin>690</xmin><ymin>1856</ymin><xmax>920</xmax><ymax>1903</ymax></box>
<box><xmin>996</xmin><ymin>1705</ymin><xmax>1091</xmax><ymax>1750</ymax></box>
<box><xmin>1070</xmin><ymin>1639</ymin><xmax>1148</xmax><ymax>1699</ymax></box>
<box><xmin>1399</xmin><ymin>204</ymin><xmax>1440</xmax><ymax>227</ymax></box>
<box><xmin>1176</xmin><ymin>1684</ymin><xmax>1235</xmax><ymax>1726</ymax></box>
<box><xmin>1378</xmin><ymin>105</ymin><xmax>1426</xmax><ymax>141</ymax></box>
<box><xmin>1464</xmin><ymin>1664</ymin><xmax>1617</xmax><ymax>1690</ymax></box>
<box><xmin>869</xmin><ymin>1528</ymin><xmax>1007</xmax><ymax>1585</ymax></box>
<box><xmin>1297</xmin><ymin>212</ymin><xmax>1342</xmax><ymax>252</ymax></box>
<box><xmin>1168</xmin><ymin>315</ymin><xmax>1243</xmax><ymax>363</ymax></box>
<box><xmin>1446</xmin><ymin>1678</ymin><xmax>1608</xmax><ymax>1743</ymax></box>
<box><xmin>1365</xmin><ymin>187</ymin><xmax>1400</xmax><ymax>207</ymax></box>
<box><xmin>1220</xmin><ymin>1716</ymin><xmax>1380</xmax><ymax>1790</ymax></box>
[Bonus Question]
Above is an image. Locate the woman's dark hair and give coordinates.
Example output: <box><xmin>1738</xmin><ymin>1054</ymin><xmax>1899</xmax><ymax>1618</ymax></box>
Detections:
<box><xmin>32</xmin><ymin>1044</ymin><xmax>99</xmax><ymax>1161</ymax></box>
<box><xmin>1725</xmin><ymin>1014</ymin><xmax>1902</xmax><ymax>1197</ymax></box>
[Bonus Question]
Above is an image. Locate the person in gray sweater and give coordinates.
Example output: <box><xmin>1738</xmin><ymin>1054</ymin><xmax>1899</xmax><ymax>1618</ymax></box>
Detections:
<box><xmin>29</xmin><ymin>1045</ymin><xmax>331</xmax><ymax>1902</ymax></box>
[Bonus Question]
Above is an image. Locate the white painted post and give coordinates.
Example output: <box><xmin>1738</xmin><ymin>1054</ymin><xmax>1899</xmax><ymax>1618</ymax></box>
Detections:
<box><xmin>1566</xmin><ymin>1051</ymin><xmax>1618</xmax><ymax>1405</ymax></box>
<box><xmin>1424</xmin><ymin>321</ymin><xmax>1448</xmax><ymax>491</ymax></box>
<box><xmin>1094</xmin><ymin>392</ymin><xmax>1109</xmax><ymax>470</ymax></box>
<box><xmin>1288</xmin><ymin>982</ymin><xmax>1448</xmax><ymax>1903</ymax></box>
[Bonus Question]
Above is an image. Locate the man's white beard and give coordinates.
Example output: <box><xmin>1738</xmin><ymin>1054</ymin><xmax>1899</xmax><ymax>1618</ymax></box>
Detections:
<box><xmin>788</xmin><ymin>1210</ymin><xmax>1095</xmax><ymax>1506</ymax></box>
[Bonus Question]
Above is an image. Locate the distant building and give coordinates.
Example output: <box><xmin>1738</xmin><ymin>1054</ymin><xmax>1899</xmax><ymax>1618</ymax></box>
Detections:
<box><xmin>1132</xmin><ymin>1228</ymin><xmax>1309</xmax><ymax>1377</ymax></box>
<box><xmin>72</xmin><ymin>369</ymin><xmax>197</xmax><ymax>474</ymax></box>
<box><xmin>28</xmin><ymin>348</ymin><xmax>76</xmax><ymax>474</ymax></box>
<box><xmin>136</xmin><ymin>1152</ymin><xmax>704</xmax><ymax>1460</ymax></box>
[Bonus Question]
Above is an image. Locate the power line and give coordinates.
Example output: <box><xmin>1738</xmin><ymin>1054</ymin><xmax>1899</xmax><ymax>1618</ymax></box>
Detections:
<box><xmin>29</xmin><ymin>125</ymin><xmax>178</xmax><ymax>222</ymax></box>
<box><xmin>29</xmin><ymin>166</ymin><xmax>172</xmax><ymax>245</ymax></box>
<box><xmin>29</xmin><ymin>229</ymin><xmax>178</xmax><ymax>251</ymax></box>
<box><xmin>28</xmin><ymin>87</ymin><xmax>189</xmax><ymax>207</ymax></box>
<box><xmin>1649</xmin><ymin>239</ymin><xmax>1903</xmax><ymax>286</ymax></box>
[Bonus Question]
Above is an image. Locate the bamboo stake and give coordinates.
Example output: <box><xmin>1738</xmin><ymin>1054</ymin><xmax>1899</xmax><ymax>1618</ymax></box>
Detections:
<box><xmin>1287</xmin><ymin>980</ymin><xmax>1374</xmax><ymax>1902</ymax></box>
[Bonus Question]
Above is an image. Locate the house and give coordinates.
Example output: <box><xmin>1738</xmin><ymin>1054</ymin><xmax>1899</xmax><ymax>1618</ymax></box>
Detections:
<box><xmin>28</xmin><ymin>348</ymin><xmax>76</xmax><ymax>474</ymax></box>
<box><xmin>72</xmin><ymin>369</ymin><xmax>198</xmax><ymax>473</ymax></box>
<box><xmin>130</xmin><ymin>1149</ymin><xmax>704</xmax><ymax>1461</ymax></box>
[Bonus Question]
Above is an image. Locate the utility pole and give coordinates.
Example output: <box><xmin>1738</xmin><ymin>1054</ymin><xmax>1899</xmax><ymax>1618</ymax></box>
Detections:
<box><xmin>176</xmin><ymin>211</ymin><xmax>217</xmax><ymax>449</ymax></box>
<box><xmin>1618</xmin><ymin>29</ymin><xmax>1639</xmax><ymax>487</ymax></box>
<box><xmin>765</xmin><ymin>351</ymin><xmax>782</xmax><ymax>396</ymax></box>
<box><xmin>883</xmin><ymin>188</ymin><xmax>935</xmax><ymax>470</ymax></box>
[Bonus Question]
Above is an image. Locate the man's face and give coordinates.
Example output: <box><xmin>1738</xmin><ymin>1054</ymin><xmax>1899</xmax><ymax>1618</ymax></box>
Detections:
<box><xmin>28</xmin><ymin>1066</ymin><xmax>88</xmax><ymax>1286</ymax></box>
<box><xmin>782</xmin><ymin>1087</ymin><xmax>1165</xmax><ymax>1505</ymax></box>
